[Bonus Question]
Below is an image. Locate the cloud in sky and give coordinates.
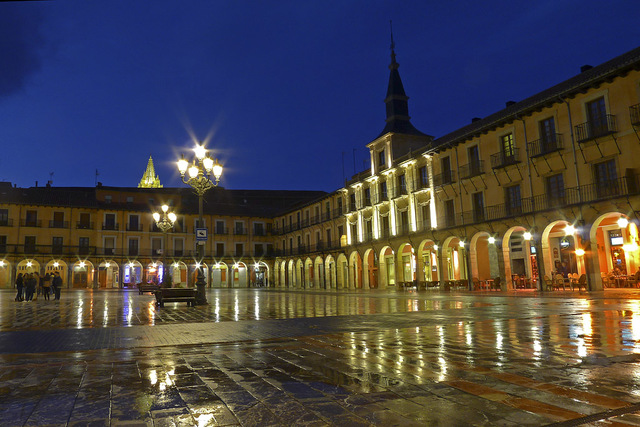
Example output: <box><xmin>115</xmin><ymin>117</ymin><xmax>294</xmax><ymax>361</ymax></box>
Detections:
<box><xmin>0</xmin><ymin>5</ymin><xmax>46</xmax><ymax>99</ymax></box>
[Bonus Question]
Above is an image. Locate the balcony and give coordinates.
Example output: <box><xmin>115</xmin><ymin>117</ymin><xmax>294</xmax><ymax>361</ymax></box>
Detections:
<box><xmin>415</xmin><ymin>178</ymin><xmax>429</xmax><ymax>191</ymax></box>
<box><xmin>490</xmin><ymin>148</ymin><xmax>520</xmax><ymax>169</ymax></box>
<box><xmin>20</xmin><ymin>219</ymin><xmax>42</xmax><ymax>227</ymax></box>
<box><xmin>528</xmin><ymin>134</ymin><xmax>564</xmax><ymax>157</ymax></box>
<box><xmin>0</xmin><ymin>218</ymin><xmax>13</xmax><ymax>227</ymax></box>
<box><xmin>459</xmin><ymin>161</ymin><xmax>485</xmax><ymax>180</ymax></box>
<box><xmin>4</xmin><ymin>244</ymin><xmax>98</xmax><ymax>256</ymax></box>
<box><xmin>126</xmin><ymin>224</ymin><xmax>143</xmax><ymax>232</ymax></box>
<box><xmin>630</xmin><ymin>104</ymin><xmax>640</xmax><ymax>126</ymax></box>
<box><xmin>234</xmin><ymin>228</ymin><xmax>247</xmax><ymax>236</ymax></box>
<box><xmin>215</xmin><ymin>227</ymin><xmax>228</xmax><ymax>235</ymax></box>
<box><xmin>575</xmin><ymin>115</ymin><xmax>617</xmax><ymax>143</ymax></box>
<box><xmin>102</xmin><ymin>222</ymin><xmax>119</xmax><ymax>231</ymax></box>
<box><xmin>49</xmin><ymin>220</ymin><xmax>69</xmax><ymax>229</ymax></box>
<box><xmin>76</xmin><ymin>221</ymin><xmax>93</xmax><ymax>230</ymax></box>
<box><xmin>432</xmin><ymin>171</ymin><xmax>456</xmax><ymax>187</ymax></box>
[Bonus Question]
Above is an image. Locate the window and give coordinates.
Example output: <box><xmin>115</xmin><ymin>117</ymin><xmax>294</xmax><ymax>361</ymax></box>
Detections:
<box><xmin>539</xmin><ymin>117</ymin><xmax>556</xmax><ymax>151</ymax></box>
<box><xmin>104</xmin><ymin>237</ymin><xmax>116</xmax><ymax>255</ymax></box>
<box><xmin>52</xmin><ymin>211</ymin><xmax>65</xmax><ymax>228</ymax></box>
<box><xmin>174</xmin><ymin>239</ymin><xmax>184</xmax><ymax>257</ymax></box>
<box><xmin>25</xmin><ymin>210</ymin><xmax>37</xmax><ymax>227</ymax></box>
<box><xmin>350</xmin><ymin>223</ymin><xmax>358</xmax><ymax>243</ymax></box>
<box><xmin>505</xmin><ymin>185</ymin><xmax>522</xmax><ymax>216</ymax></box>
<box><xmin>78</xmin><ymin>213</ymin><xmax>90</xmax><ymax>229</ymax></box>
<box><xmin>128</xmin><ymin>214</ymin><xmax>139</xmax><ymax>231</ymax></box>
<box><xmin>441</xmin><ymin>157</ymin><xmax>452</xmax><ymax>183</ymax></box>
<box><xmin>380</xmin><ymin>181</ymin><xmax>388</xmax><ymax>201</ymax></box>
<box><xmin>151</xmin><ymin>237</ymin><xmax>162</xmax><ymax>255</ymax></box>
<box><xmin>0</xmin><ymin>235</ymin><xmax>6</xmax><ymax>253</ymax></box>
<box><xmin>79</xmin><ymin>237</ymin><xmax>90</xmax><ymax>255</ymax></box>
<box><xmin>472</xmin><ymin>192</ymin><xmax>485</xmax><ymax>222</ymax></box>
<box><xmin>594</xmin><ymin>159</ymin><xmax>618</xmax><ymax>196</ymax></box>
<box><xmin>381</xmin><ymin>216</ymin><xmax>389</xmax><ymax>238</ymax></box>
<box><xmin>546</xmin><ymin>173</ymin><xmax>565</xmax><ymax>206</ymax></box>
<box><xmin>195</xmin><ymin>218</ymin><xmax>205</xmax><ymax>229</ymax></box>
<box><xmin>25</xmin><ymin>236</ymin><xmax>36</xmax><ymax>253</ymax></box>
<box><xmin>419</xmin><ymin>166</ymin><xmax>428</xmax><ymax>188</ymax></box>
<box><xmin>326</xmin><ymin>229</ymin><xmax>332</xmax><ymax>247</ymax></box>
<box><xmin>126</xmin><ymin>196</ymin><xmax>133</xmax><ymax>203</ymax></box>
<box><xmin>0</xmin><ymin>209</ymin><xmax>8</xmax><ymax>226</ymax></box>
<box><xmin>234</xmin><ymin>221</ymin><xmax>245</xmax><ymax>235</ymax></box>
<box><xmin>587</xmin><ymin>97</ymin><xmax>608</xmax><ymax>135</ymax></box>
<box><xmin>399</xmin><ymin>211</ymin><xmax>409</xmax><ymax>234</ymax></box>
<box><xmin>421</xmin><ymin>205</ymin><xmax>431</xmax><ymax>229</ymax></box>
<box><xmin>349</xmin><ymin>193</ymin><xmax>356</xmax><ymax>211</ymax></box>
<box><xmin>52</xmin><ymin>236</ymin><xmax>63</xmax><ymax>254</ymax></box>
<box><xmin>364</xmin><ymin>188</ymin><xmax>371</xmax><ymax>206</ymax></box>
<box><xmin>216</xmin><ymin>243</ymin><xmax>225</xmax><ymax>257</ymax></box>
<box><xmin>325</xmin><ymin>202</ymin><xmax>331</xmax><ymax>217</ymax></box>
<box><xmin>378</xmin><ymin>149</ymin><xmax>385</xmax><ymax>167</ymax></box>
<box><xmin>105</xmin><ymin>195</ymin><xmax>112</xmax><ymax>203</ymax></box>
<box><xmin>337</xmin><ymin>198</ymin><xmax>343</xmax><ymax>215</ymax></box>
<box><xmin>253</xmin><ymin>222</ymin><xmax>264</xmax><ymax>236</ymax></box>
<box><xmin>365</xmin><ymin>220</ymin><xmax>373</xmax><ymax>240</ymax></box>
<box><xmin>337</xmin><ymin>225</ymin><xmax>344</xmax><ymax>240</ymax></box>
<box><xmin>254</xmin><ymin>243</ymin><xmax>264</xmax><ymax>256</ymax></box>
<box><xmin>104</xmin><ymin>213</ymin><xmax>116</xmax><ymax>230</ymax></box>
<box><xmin>445</xmin><ymin>199</ymin><xmax>455</xmax><ymax>227</ymax></box>
<box><xmin>397</xmin><ymin>174</ymin><xmax>407</xmax><ymax>195</ymax></box>
<box><xmin>215</xmin><ymin>220</ymin><xmax>226</xmax><ymax>234</ymax></box>
<box><xmin>501</xmin><ymin>134</ymin><xmax>515</xmax><ymax>157</ymax></box>
<box><xmin>467</xmin><ymin>145</ymin><xmax>481</xmax><ymax>176</ymax></box>
<box><xmin>128</xmin><ymin>238</ymin><xmax>139</xmax><ymax>256</ymax></box>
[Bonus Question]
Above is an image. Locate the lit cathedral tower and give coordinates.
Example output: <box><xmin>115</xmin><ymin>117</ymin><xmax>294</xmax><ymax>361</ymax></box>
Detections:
<box><xmin>138</xmin><ymin>156</ymin><xmax>163</xmax><ymax>188</ymax></box>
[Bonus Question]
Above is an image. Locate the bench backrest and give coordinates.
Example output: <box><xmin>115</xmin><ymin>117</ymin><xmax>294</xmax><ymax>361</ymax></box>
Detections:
<box><xmin>160</xmin><ymin>288</ymin><xmax>196</xmax><ymax>297</ymax></box>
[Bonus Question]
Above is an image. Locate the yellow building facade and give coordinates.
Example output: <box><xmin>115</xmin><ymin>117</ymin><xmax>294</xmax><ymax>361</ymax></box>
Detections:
<box><xmin>272</xmin><ymin>46</ymin><xmax>640</xmax><ymax>292</ymax></box>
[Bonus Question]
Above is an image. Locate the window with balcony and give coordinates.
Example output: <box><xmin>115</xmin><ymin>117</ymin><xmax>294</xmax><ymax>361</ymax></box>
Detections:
<box><xmin>216</xmin><ymin>243</ymin><xmax>225</xmax><ymax>257</ymax></box>
<box><xmin>128</xmin><ymin>215</ymin><xmax>140</xmax><ymax>231</ymax></box>
<box><xmin>326</xmin><ymin>228</ymin><xmax>332</xmax><ymax>247</ymax></box>
<box><xmin>25</xmin><ymin>236</ymin><xmax>36</xmax><ymax>253</ymax></box>
<box><xmin>439</xmin><ymin>156</ymin><xmax>453</xmax><ymax>185</ymax></box>
<box><xmin>365</xmin><ymin>220</ymin><xmax>373</xmax><ymax>240</ymax></box>
<box><xmin>502</xmin><ymin>133</ymin><xmax>515</xmax><ymax>157</ymax></box>
<box><xmin>215</xmin><ymin>220</ymin><xmax>226</xmax><ymax>234</ymax></box>
<box><xmin>128</xmin><ymin>238</ymin><xmax>139</xmax><ymax>256</ymax></box>
<box><xmin>539</xmin><ymin>117</ymin><xmax>557</xmax><ymax>152</ymax></box>
<box><xmin>0</xmin><ymin>235</ymin><xmax>6</xmax><ymax>253</ymax></box>
<box><xmin>546</xmin><ymin>173</ymin><xmax>565</xmax><ymax>207</ymax></box>
<box><xmin>378</xmin><ymin>149</ymin><xmax>385</xmax><ymax>167</ymax></box>
<box><xmin>78</xmin><ymin>213</ymin><xmax>91</xmax><ymax>229</ymax></box>
<box><xmin>364</xmin><ymin>187</ymin><xmax>371</xmax><ymax>206</ymax></box>
<box><xmin>104</xmin><ymin>213</ymin><xmax>116</xmax><ymax>230</ymax></box>
<box><xmin>52</xmin><ymin>236</ymin><xmax>63</xmax><ymax>254</ymax></box>
<box><xmin>79</xmin><ymin>237</ymin><xmax>90</xmax><ymax>255</ymax></box>
<box><xmin>234</xmin><ymin>221</ymin><xmax>245</xmax><ymax>235</ymax></box>
<box><xmin>505</xmin><ymin>185</ymin><xmax>522</xmax><ymax>216</ymax></box>
<box><xmin>421</xmin><ymin>205</ymin><xmax>431</xmax><ymax>230</ymax></box>
<box><xmin>253</xmin><ymin>222</ymin><xmax>264</xmax><ymax>236</ymax></box>
<box><xmin>399</xmin><ymin>210</ymin><xmax>409</xmax><ymax>234</ymax></box>
<box><xmin>380</xmin><ymin>216</ymin><xmax>389</xmax><ymax>238</ymax></box>
<box><xmin>594</xmin><ymin>159</ymin><xmax>619</xmax><ymax>197</ymax></box>
<box><xmin>235</xmin><ymin>243</ymin><xmax>243</xmax><ymax>257</ymax></box>
<box><xmin>174</xmin><ymin>238</ymin><xmax>184</xmax><ymax>257</ymax></box>
<box><xmin>587</xmin><ymin>97</ymin><xmax>609</xmax><ymax>137</ymax></box>
<box><xmin>349</xmin><ymin>193</ymin><xmax>356</xmax><ymax>211</ymax></box>
<box><xmin>52</xmin><ymin>211</ymin><xmax>65</xmax><ymax>228</ymax></box>
<box><xmin>104</xmin><ymin>237</ymin><xmax>116</xmax><ymax>256</ymax></box>
<box><xmin>380</xmin><ymin>181</ymin><xmax>388</xmax><ymax>201</ymax></box>
<box><xmin>254</xmin><ymin>243</ymin><xmax>264</xmax><ymax>256</ymax></box>
<box><xmin>337</xmin><ymin>198</ymin><xmax>343</xmax><ymax>215</ymax></box>
<box><xmin>25</xmin><ymin>210</ymin><xmax>38</xmax><ymax>227</ymax></box>
<box><xmin>472</xmin><ymin>192</ymin><xmax>485</xmax><ymax>223</ymax></box>
<box><xmin>0</xmin><ymin>209</ymin><xmax>8</xmax><ymax>226</ymax></box>
<box><xmin>444</xmin><ymin>199</ymin><xmax>456</xmax><ymax>227</ymax></box>
<box><xmin>151</xmin><ymin>237</ymin><xmax>162</xmax><ymax>256</ymax></box>
<box><xmin>350</xmin><ymin>223</ymin><xmax>358</xmax><ymax>243</ymax></box>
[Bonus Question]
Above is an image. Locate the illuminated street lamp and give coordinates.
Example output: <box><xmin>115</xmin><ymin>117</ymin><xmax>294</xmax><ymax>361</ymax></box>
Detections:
<box><xmin>177</xmin><ymin>143</ymin><xmax>223</xmax><ymax>304</ymax></box>
<box><xmin>153</xmin><ymin>204</ymin><xmax>177</xmax><ymax>287</ymax></box>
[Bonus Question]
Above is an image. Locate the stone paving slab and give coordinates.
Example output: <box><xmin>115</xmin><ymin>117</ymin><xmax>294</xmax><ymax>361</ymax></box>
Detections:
<box><xmin>1</xmin><ymin>289</ymin><xmax>640</xmax><ymax>426</ymax></box>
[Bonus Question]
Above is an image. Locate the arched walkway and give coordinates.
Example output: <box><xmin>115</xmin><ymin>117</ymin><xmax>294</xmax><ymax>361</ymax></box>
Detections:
<box><xmin>212</xmin><ymin>262</ymin><xmax>229</xmax><ymax>288</ymax></box>
<box><xmin>98</xmin><ymin>260</ymin><xmax>119</xmax><ymax>288</ymax></box>
<box><xmin>72</xmin><ymin>260</ymin><xmax>94</xmax><ymax>288</ymax></box>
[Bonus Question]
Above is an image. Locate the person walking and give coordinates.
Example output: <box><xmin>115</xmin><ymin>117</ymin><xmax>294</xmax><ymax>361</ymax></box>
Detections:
<box><xmin>42</xmin><ymin>273</ymin><xmax>51</xmax><ymax>301</ymax></box>
<box><xmin>15</xmin><ymin>273</ymin><xmax>24</xmax><ymax>301</ymax></box>
<box><xmin>52</xmin><ymin>271</ymin><xmax>62</xmax><ymax>300</ymax></box>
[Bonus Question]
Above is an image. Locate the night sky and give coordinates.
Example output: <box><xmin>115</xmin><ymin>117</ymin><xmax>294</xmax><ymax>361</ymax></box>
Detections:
<box><xmin>1</xmin><ymin>1</ymin><xmax>638</xmax><ymax>192</ymax></box>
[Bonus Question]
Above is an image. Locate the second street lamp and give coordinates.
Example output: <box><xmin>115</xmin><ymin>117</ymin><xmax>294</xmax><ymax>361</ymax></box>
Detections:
<box><xmin>177</xmin><ymin>143</ymin><xmax>223</xmax><ymax>304</ymax></box>
<box><xmin>152</xmin><ymin>204</ymin><xmax>177</xmax><ymax>287</ymax></box>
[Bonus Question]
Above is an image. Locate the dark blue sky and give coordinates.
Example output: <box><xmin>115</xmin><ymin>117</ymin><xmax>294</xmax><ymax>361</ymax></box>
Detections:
<box><xmin>1</xmin><ymin>1</ymin><xmax>638</xmax><ymax>191</ymax></box>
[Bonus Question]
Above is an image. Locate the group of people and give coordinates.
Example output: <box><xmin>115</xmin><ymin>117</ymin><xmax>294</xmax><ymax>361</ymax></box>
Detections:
<box><xmin>14</xmin><ymin>271</ymin><xmax>62</xmax><ymax>302</ymax></box>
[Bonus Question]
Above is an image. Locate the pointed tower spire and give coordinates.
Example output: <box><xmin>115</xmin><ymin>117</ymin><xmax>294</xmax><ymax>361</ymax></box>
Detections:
<box><xmin>138</xmin><ymin>156</ymin><xmax>163</xmax><ymax>188</ymax></box>
<box><xmin>378</xmin><ymin>22</ymin><xmax>426</xmax><ymax>138</ymax></box>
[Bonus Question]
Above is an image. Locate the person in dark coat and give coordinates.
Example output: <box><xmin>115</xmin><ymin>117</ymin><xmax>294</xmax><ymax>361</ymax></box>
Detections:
<box><xmin>25</xmin><ymin>273</ymin><xmax>36</xmax><ymax>301</ymax></box>
<box><xmin>15</xmin><ymin>273</ymin><xmax>24</xmax><ymax>301</ymax></box>
<box><xmin>52</xmin><ymin>271</ymin><xmax>62</xmax><ymax>300</ymax></box>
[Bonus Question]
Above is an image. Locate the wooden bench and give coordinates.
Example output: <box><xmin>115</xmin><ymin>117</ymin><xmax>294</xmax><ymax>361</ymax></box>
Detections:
<box><xmin>155</xmin><ymin>288</ymin><xmax>197</xmax><ymax>307</ymax></box>
<box><xmin>138</xmin><ymin>283</ymin><xmax>160</xmax><ymax>295</ymax></box>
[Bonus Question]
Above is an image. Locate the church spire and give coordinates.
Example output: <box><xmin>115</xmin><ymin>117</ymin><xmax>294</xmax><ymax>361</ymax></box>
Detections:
<box><xmin>377</xmin><ymin>22</ymin><xmax>426</xmax><ymax>138</ymax></box>
<box><xmin>138</xmin><ymin>156</ymin><xmax>163</xmax><ymax>188</ymax></box>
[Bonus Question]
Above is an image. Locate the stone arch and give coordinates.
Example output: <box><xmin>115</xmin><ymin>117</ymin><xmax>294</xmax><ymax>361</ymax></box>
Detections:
<box><xmin>45</xmin><ymin>260</ymin><xmax>67</xmax><ymax>287</ymax></box>
<box><xmin>396</xmin><ymin>242</ymin><xmax>416</xmax><ymax>285</ymax></box>
<box><xmin>469</xmin><ymin>231</ymin><xmax>500</xmax><ymax>282</ymax></box>
<box><xmin>501</xmin><ymin>226</ymin><xmax>529</xmax><ymax>288</ymax></box>
<box><xmin>442</xmin><ymin>236</ymin><xmax>467</xmax><ymax>282</ymax></box>
<box><xmin>231</xmin><ymin>262</ymin><xmax>248</xmax><ymax>288</ymax></box>
<box><xmin>98</xmin><ymin>260</ymin><xmax>119</xmax><ymax>288</ymax></box>
<box><xmin>295</xmin><ymin>259</ymin><xmax>304</xmax><ymax>288</ymax></box>
<box><xmin>0</xmin><ymin>259</ymin><xmax>11</xmax><ymax>288</ymax></box>
<box><xmin>287</xmin><ymin>259</ymin><xmax>295</xmax><ymax>288</ymax></box>
<box><xmin>212</xmin><ymin>262</ymin><xmax>229</xmax><ymax>288</ymax></box>
<box><xmin>417</xmin><ymin>239</ymin><xmax>439</xmax><ymax>282</ymax></box>
<box><xmin>170</xmin><ymin>261</ymin><xmax>188</xmax><ymax>287</ymax></box>
<box><xmin>313</xmin><ymin>256</ymin><xmax>324</xmax><ymax>288</ymax></box>
<box><xmin>363</xmin><ymin>248</ymin><xmax>378</xmax><ymax>289</ymax></box>
<box><xmin>325</xmin><ymin>255</ymin><xmax>336</xmax><ymax>289</ymax></box>
<box><xmin>251</xmin><ymin>261</ymin><xmax>269</xmax><ymax>287</ymax></box>
<box><xmin>72</xmin><ymin>260</ymin><xmax>94</xmax><ymax>288</ymax></box>
<box><xmin>125</xmin><ymin>261</ymin><xmax>143</xmax><ymax>287</ymax></box>
<box><xmin>304</xmin><ymin>257</ymin><xmax>314</xmax><ymax>288</ymax></box>
<box><xmin>348</xmin><ymin>250</ymin><xmax>363</xmax><ymax>289</ymax></box>
<box><xmin>378</xmin><ymin>246</ymin><xmax>396</xmax><ymax>288</ymax></box>
<box><xmin>541</xmin><ymin>220</ymin><xmax>582</xmax><ymax>280</ymax></box>
<box><xmin>589</xmin><ymin>211</ymin><xmax>634</xmax><ymax>289</ymax></box>
<box><xmin>336</xmin><ymin>253</ymin><xmax>348</xmax><ymax>289</ymax></box>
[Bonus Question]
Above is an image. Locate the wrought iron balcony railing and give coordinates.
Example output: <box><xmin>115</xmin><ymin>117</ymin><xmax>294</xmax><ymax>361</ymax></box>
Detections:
<box><xmin>490</xmin><ymin>148</ymin><xmax>520</xmax><ymax>169</ymax></box>
<box><xmin>528</xmin><ymin>134</ymin><xmax>564</xmax><ymax>157</ymax></box>
<box><xmin>432</xmin><ymin>171</ymin><xmax>456</xmax><ymax>187</ymax></box>
<box><xmin>459</xmin><ymin>161</ymin><xmax>485</xmax><ymax>180</ymax></box>
<box><xmin>630</xmin><ymin>104</ymin><xmax>640</xmax><ymax>127</ymax></box>
<box><xmin>49</xmin><ymin>220</ymin><xmax>69</xmax><ymax>229</ymax></box>
<box><xmin>575</xmin><ymin>115</ymin><xmax>617</xmax><ymax>143</ymax></box>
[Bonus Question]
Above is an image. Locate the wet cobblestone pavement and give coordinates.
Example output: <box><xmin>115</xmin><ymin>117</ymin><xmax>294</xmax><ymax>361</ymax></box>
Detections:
<box><xmin>1</xmin><ymin>288</ymin><xmax>640</xmax><ymax>426</ymax></box>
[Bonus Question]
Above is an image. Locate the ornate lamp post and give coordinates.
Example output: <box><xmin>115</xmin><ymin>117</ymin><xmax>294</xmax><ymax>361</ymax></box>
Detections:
<box><xmin>152</xmin><ymin>204</ymin><xmax>177</xmax><ymax>287</ymax></box>
<box><xmin>177</xmin><ymin>143</ymin><xmax>223</xmax><ymax>304</ymax></box>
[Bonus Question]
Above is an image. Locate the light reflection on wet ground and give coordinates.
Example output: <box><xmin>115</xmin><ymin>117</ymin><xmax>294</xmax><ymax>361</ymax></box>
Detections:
<box><xmin>1</xmin><ymin>288</ymin><xmax>640</xmax><ymax>426</ymax></box>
